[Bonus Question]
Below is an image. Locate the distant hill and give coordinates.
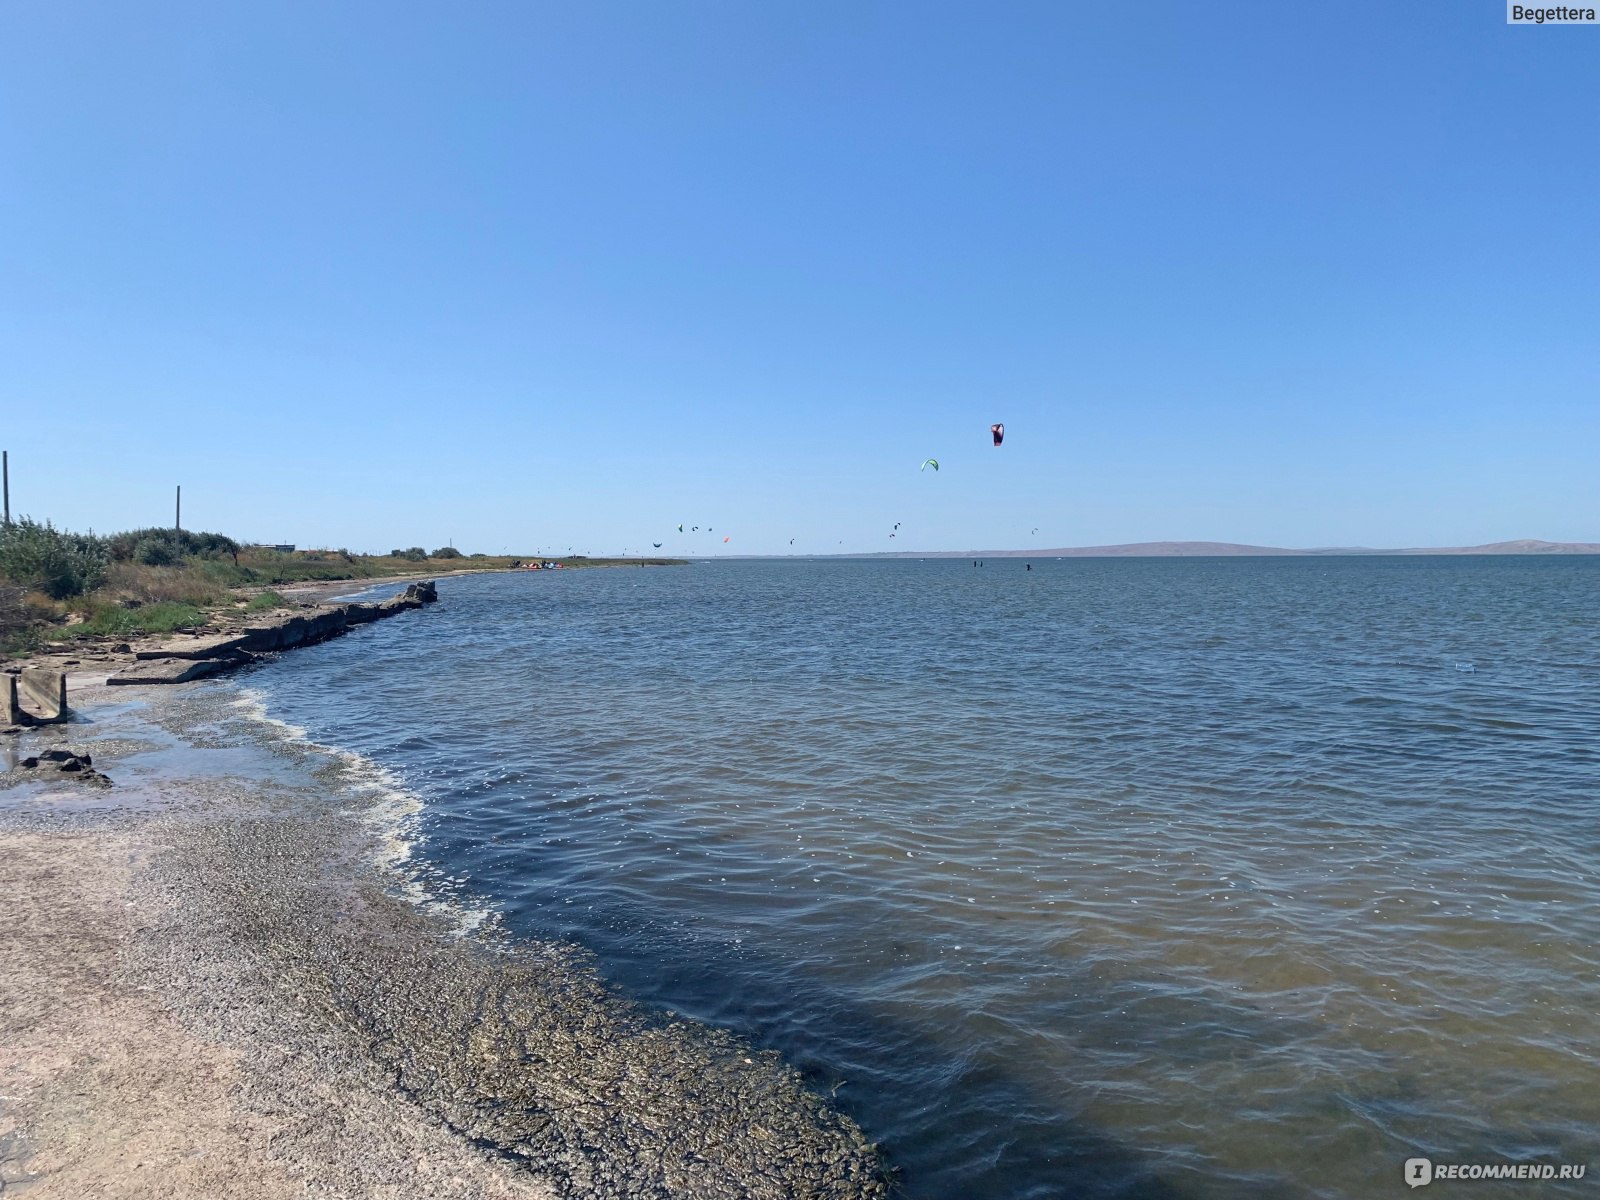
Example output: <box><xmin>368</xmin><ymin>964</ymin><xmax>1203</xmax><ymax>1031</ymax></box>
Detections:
<box><xmin>1306</xmin><ymin>539</ymin><xmax>1600</xmax><ymax>556</ymax></box>
<box><xmin>848</xmin><ymin>539</ymin><xmax>1600</xmax><ymax>559</ymax></box>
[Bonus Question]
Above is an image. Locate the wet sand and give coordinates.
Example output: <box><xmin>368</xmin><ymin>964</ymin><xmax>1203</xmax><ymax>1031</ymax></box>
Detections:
<box><xmin>0</xmin><ymin>688</ymin><xmax>888</xmax><ymax>1199</ymax></box>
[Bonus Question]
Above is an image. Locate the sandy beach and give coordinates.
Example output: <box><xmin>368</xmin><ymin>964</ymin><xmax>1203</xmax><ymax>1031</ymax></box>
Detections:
<box><xmin>0</xmin><ymin>678</ymin><xmax>887</xmax><ymax>1199</ymax></box>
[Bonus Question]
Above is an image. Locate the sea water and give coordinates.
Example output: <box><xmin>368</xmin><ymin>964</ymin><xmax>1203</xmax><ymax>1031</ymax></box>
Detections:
<box><xmin>243</xmin><ymin>557</ymin><xmax>1600</xmax><ymax>1199</ymax></box>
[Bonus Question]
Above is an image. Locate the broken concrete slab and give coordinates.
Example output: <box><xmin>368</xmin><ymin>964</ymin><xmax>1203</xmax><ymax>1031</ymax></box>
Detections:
<box><xmin>135</xmin><ymin>633</ymin><xmax>252</xmax><ymax>660</ymax></box>
<box><xmin>109</xmin><ymin>580</ymin><xmax>438</xmax><ymax>686</ymax></box>
<box><xmin>107</xmin><ymin>657</ymin><xmax>233</xmax><ymax>685</ymax></box>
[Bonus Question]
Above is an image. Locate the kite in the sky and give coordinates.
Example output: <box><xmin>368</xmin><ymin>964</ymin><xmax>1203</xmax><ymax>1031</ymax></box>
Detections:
<box><xmin>677</xmin><ymin>524</ymin><xmax>684</xmax><ymax>532</ymax></box>
<box><xmin>921</xmin><ymin>458</ymin><xmax>939</xmax><ymax>471</ymax></box>
<box><xmin>789</xmin><ymin>538</ymin><xmax>795</xmax><ymax>545</ymax></box>
<box><xmin>991</xmin><ymin>424</ymin><xmax>1005</xmax><ymax>447</ymax></box>
<box><xmin>723</xmin><ymin>536</ymin><xmax>731</xmax><ymax>543</ymax></box>
<box><xmin>653</xmin><ymin>542</ymin><xmax>662</xmax><ymax>548</ymax></box>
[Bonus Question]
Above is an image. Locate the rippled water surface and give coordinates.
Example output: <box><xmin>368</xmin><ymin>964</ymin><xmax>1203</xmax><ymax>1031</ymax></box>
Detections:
<box><xmin>251</xmin><ymin>558</ymin><xmax>1600</xmax><ymax>1198</ymax></box>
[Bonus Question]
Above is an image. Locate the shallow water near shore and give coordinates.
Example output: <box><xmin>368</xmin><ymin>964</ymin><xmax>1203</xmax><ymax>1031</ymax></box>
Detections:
<box><xmin>240</xmin><ymin>557</ymin><xmax>1600</xmax><ymax>1199</ymax></box>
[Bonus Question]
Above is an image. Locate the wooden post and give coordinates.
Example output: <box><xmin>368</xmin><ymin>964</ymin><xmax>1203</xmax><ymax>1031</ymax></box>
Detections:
<box><xmin>3</xmin><ymin>450</ymin><xmax>9</xmax><ymax>525</ymax></box>
<box><xmin>175</xmin><ymin>484</ymin><xmax>182</xmax><ymax>536</ymax></box>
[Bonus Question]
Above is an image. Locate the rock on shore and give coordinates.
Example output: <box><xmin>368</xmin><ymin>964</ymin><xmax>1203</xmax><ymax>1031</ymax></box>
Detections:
<box><xmin>7</xmin><ymin>747</ymin><xmax>111</xmax><ymax>786</ymax></box>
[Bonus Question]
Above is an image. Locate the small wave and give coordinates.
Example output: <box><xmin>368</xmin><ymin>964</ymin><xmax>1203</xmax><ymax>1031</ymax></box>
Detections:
<box><xmin>226</xmin><ymin>688</ymin><xmax>494</xmax><ymax>935</ymax></box>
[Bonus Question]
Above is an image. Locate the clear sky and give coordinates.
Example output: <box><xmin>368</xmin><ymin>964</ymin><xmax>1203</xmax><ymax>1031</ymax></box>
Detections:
<box><xmin>2</xmin><ymin>2</ymin><xmax>1595</xmax><ymax>555</ymax></box>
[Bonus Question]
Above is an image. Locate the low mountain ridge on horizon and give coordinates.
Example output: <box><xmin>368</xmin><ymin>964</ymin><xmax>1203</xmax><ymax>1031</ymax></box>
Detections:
<box><xmin>852</xmin><ymin>538</ymin><xmax>1600</xmax><ymax>559</ymax></box>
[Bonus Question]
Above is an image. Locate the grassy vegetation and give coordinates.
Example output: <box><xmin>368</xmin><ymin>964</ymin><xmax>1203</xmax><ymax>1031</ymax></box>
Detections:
<box><xmin>0</xmin><ymin>590</ymin><xmax>44</xmax><ymax>658</ymax></box>
<box><xmin>0</xmin><ymin>629</ymin><xmax>39</xmax><ymax>658</ymax></box>
<box><xmin>101</xmin><ymin>561</ymin><xmax>233</xmax><ymax>606</ymax></box>
<box><xmin>44</xmin><ymin>601</ymin><xmax>208</xmax><ymax>641</ymax></box>
<box><xmin>0</xmin><ymin>517</ymin><xmax>684</xmax><ymax>659</ymax></box>
<box><xmin>243</xmin><ymin>590</ymin><xmax>288</xmax><ymax>613</ymax></box>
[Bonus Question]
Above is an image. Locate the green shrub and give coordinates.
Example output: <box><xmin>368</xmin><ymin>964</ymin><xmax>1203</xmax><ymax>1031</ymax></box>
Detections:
<box><xmin>431</xmin><ymin>546</ymin><xmax>464</xmax><ymax>559</ymax></box>
<box><xmin>107</xmin><ymin>527</ymin><xmax>240</xmax><ymax>563</ymax></box>
<box><xmin>0</xmin><ymin>517</ymin><xmax>110</xmax><ymax>599</ymax></box>
<box><xmin>134</xmin><ymin>536</ymin><xmax>179</xmax><ymax>566</ymax></box>
<box><xmin>188</xmin><ymin>531</ymin><xmax>240</xmax><ymax>560</ymax></box>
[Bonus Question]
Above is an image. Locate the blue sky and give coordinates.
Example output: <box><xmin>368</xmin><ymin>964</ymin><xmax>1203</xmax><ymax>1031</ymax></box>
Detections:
<box><xmin>2</xmin><ymin>1</ymin><xmax>1595</xmax><ymax>555</ymax></box>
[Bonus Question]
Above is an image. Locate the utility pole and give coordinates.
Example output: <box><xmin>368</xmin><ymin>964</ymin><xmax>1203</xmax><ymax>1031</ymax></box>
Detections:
<box><xmin>175</xmin><ymin>485</ymin><xmax>182</xmax><ymax>537</ymax></box>
<box><xmin>2</xmin><ymin>450</ymin><xmax>9</xmax><ymax>526</ymax></box>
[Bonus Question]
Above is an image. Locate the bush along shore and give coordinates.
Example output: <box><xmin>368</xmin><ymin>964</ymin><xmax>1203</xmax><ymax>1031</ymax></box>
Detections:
<box><xmin>0</xmin><ymin>516</ymin><xmax>680</xmax><ymax>661</ymax></box>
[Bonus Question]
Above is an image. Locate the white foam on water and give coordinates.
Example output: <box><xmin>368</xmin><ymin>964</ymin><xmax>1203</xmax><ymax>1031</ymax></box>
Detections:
<box><xmin>226</xmin><ymin>687</ymin><xmax>496</xmax><ymax>935</ymax></box>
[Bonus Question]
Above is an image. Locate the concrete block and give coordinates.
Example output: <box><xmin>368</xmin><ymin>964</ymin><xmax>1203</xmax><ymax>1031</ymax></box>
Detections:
<box><xmin>19</xmin><ymin>667</ymin><xmax>68</xmax><ymax>721</ymax></box>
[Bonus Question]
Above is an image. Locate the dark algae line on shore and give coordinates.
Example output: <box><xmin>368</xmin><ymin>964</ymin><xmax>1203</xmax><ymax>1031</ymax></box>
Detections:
<box><xmin>160</xmin><ymin>810</ymin><xmax>888</xmax><ymax>1199</ymax></box>
<box><xmin>10</xmin><ymin>679</ymin><xmax>894</xmax><ymax>1199</ymax></box>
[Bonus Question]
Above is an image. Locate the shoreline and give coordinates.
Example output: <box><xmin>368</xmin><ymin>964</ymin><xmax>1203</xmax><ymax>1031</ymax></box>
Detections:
<box><xmin>6</xmin><ymin>578</ymin><xmax>442</xmax><ymax>713</ymax></box>
<box><xmin>2</xmin><ymin>558</ymin><xmax>688</xmax><ymax>684</ymax></box>
<box><xmin>1</xmin><ymin>669</ymin><xmax>888</xmax><ymax>1196</ymax></box>
<box><xmin>4</xmin><ymin>578</ymin><xmax>440</xmax><ymax>706</ymax></box>
<box><xmin>274</xmin><ymin>566</ymin><xmax>517</xmax><ymax>603</ymax></box>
